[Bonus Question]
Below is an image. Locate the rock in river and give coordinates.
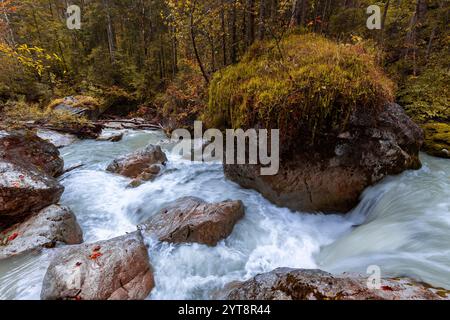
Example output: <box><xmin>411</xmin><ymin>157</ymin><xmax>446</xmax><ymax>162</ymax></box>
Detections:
<box><xmin>139</xmin><ymin>197</ymin><xmax>245</xmax><ymax>246</ymax></box>
<box><xmin>0</xmin><ymin>161</ymin><xmax>64</xmax><ymax>228</ymax></box>
<box><xmin>0</xmin><ymin>131</ymin><xmax>64</xmax><ymax>177</ymax></box>
<box><xmin>221</xmin><ymin>268</ymin><xmax>449</xmax><ymax>300</ymax></box>
<box><xmin>106</xmin><ymin>144</ymin><xmax>168</xmax><ymax>186</ymax></box>
<box><xmin>36</xmin><ymin>129</ymin><xmax>77</xmax><ymax>148</ymax></box>
<box><xmin>40</xmin><ymin>232</ymin><xmax>154</xmax><ymax>300</ymax></box>
<box><xmin>224</xmin><ymin>103</ymin><xmax>424</xmax><ymax>213</ymax></box>
<box><xmin>0</xmin><ymin>205</ymin><xmax>83</xmax><ymax>260</ymax></box>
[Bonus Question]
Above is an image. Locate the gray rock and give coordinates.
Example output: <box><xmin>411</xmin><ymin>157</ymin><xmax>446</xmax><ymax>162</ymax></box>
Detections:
<box><xmin>139</xmin><ymin>197</ymin><xmax>245</xmax><ymax>246</ymax></box>
<box><xmin>0</xmin><ymin>205</ymin><xmax>83</xmax><ymax>260</ymax></box>
<box><xmin>97</xmin><ymin>132</ymin><xmax>124</xmax><ymax>142</ymax></box>
<box><xmin>37</xmin><ymin>129</ymin><xmax>77</xmax><ymax>148</ymax></box>
<box><xmin>107</xmin><ymin>144</ymin><xmax>168</xmax><ymax>186</ymax></box>
<box><xmin>0</xmin><ymin>131</ymin><xmax>64</xmax><ymax>177</ymax></box>
<box><xmin>0</xmin><ymin>161</ymin><xmax>64</xmax><ymax>228</ymax></box>
<box><xmin>40</xmin><ymin>232</ymin><xmax>154</xmax><ymax>300</ymax></box>
<box><xmin>221</xmin><ymin>268</ymin><xmax>449</xmax><ymax>300</ymax></box>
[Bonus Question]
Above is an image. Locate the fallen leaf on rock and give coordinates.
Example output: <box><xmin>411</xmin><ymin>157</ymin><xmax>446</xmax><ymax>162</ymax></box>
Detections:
<box><xmin>381</xmin><ymin>286</ymin><xmax>394</xmax><ymax>291</ymax></box>
<box><xmin>7</xmin><ymin>232</ymin><xmax>18</xmax><ymax>242</ymax></box>
<box><xmin>89</xmin><ymin>252</ymin><xmax>102</xmax><ymax>260</ymax></box>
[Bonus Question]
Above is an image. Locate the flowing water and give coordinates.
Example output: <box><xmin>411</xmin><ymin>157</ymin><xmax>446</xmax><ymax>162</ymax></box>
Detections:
<box><xmin>0</xmin><ymin>129</ymin><xmax>449</xmax><ymax>299</ymax></box>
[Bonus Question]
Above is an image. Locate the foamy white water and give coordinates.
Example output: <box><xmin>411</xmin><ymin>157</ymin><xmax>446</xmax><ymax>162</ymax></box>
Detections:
<box><xmin>0</xmin><ymin>129</ymin><xmax>449</xmax><ymax>299</ymax></box>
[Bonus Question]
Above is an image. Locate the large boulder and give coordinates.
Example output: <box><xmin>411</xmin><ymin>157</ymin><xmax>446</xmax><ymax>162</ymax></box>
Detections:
<box><xmin>221</xmin><ymin>268</ymin><xmax>449</xmax><ymax>300</ymax></box>
<box><xmin>41</xmin><ymin>232</ymin><xmax>154</xmax><ymax>300</ymax></box>
<box><xmin>206</xmin><ymin>34</ymin><xmax>424</xmax><ymax>214</ymax></box>
<box><xmin>224</xmin><ymin>103</ymin><xmax>423</xmax><ymax>213</ymax></box>
<box><xmin>0</xmin><ymin>160</ymin><xmax>64</xmax><ymax>228</ymax></box>
<box><xmin>0</xmin><ymin>131</ymin><xmax>64</xmax><ymax>177</ymax></box>
<box><xmin>0</xmin><ymin>205</ymin><xmax>83</xmax><ymax>260</ymax></box>
<box><xmin>139</xmin><ymin>197</ymin><xmax>245</xmax><ymax>246</ymax></box>
<box><xmin>106</xmin><ymin>144</ymin><xmax>168</xmax><ymax>186</ymax></box>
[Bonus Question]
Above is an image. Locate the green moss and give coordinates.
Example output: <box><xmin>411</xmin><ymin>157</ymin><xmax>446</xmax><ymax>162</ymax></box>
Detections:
<box><xmin>398</xmin><ymin>68</ymin><xmax>449</xmax><ymax>124</ymax></box>
<box><xmin>205</xmin><ymin>34</ymin><xmax>395</xmax><ymax>150</ymax></box>
<box><xmin>47</xmin><ymin>95</ymin><xmax>103</xmax><ymax>112</ymax></box>
<box><xmin>422</xmin><ymin>122</ymin><xmax>450</xmax><ymax>158</ymax></box>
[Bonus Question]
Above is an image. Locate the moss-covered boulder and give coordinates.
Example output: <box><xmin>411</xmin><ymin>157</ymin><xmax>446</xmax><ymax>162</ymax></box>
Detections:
<box><xmin>48</xmin><ymin>96</ymin><xmax>103</xmax><ymax>121</ymax></box>
<box><xmin>206</xmin><ymin>34</ymin><xmax>423</xmax><ymax>213</ymax></box>
<box><xmin>206</xmin><ymin>34</ymin><xmax>396</xmax><ymax>153</ymax></box>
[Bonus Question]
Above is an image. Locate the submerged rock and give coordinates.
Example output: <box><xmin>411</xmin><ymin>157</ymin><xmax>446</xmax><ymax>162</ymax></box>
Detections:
<box><xmin>0</xmin><ymin>131</ymin><xmax>64</xmax><ymax>177</ymax></box>
<box><xmin>221</xmin><ymin>268</ymin><xmax>449</xmax><ymax>300</ymax></box>
<box><xmin>106</xmin><ymin>144</ymin><xmax>168</xmax><ymax>186</ymax></box>
<box><xmin>0</xmin><ymin>205</ymin><xmax>83</xmax><ymax>260</ymax></box>
<box><xmin>0</xmin><ymin>161</ymin><xmax>64</xmax><ymax>228</ymax></box>
<box><xmin>40</xmin><ymin>232</ymin><xmax>154</xmax><ymax>300</ymax></box>
<box><xmin>139</xmin><ymin>197</ymin><xmax>245</xmax><ymax>246</ymax></box>
<box><xmin>36</xmin><ymin>129</ymin><xmax>77</xmax><ymax>148</ymax></box>
<box><xmin>224</xmin><ymin>103</ymin><xmax>424</xmax><ymax>213</ymax></box>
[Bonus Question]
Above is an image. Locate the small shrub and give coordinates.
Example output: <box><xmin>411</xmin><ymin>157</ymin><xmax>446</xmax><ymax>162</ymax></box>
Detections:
<box><xmin>154</xmin><ymin>61</ymin><xmax>207</xmax><ymax>131</ymax></box>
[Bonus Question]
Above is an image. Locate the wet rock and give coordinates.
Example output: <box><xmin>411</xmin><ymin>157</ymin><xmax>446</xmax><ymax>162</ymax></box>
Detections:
<box><xmin>0</xmin><ymin>161</ymin><xmax>64</xmax><ymax>228</ymax></box>
<box><xmin>0</xmin><ymin>131</ymin><xmax>64</xmax><ymax>177</ymax></box>
<box><xmin>36</xmin><ymin>129</ymin><xmax>77</xmax><ymax>148</ymax></box>
<box><xmin>107</xmin><ymin>144</ymin><xmax>167</xmax><ymax>185</ymax></box>
<box><xmin>40</xmin><ymin>232</ymin><xmax>154</xmax><ymax>300</ymax></box>
<box><xmin>225</xmin><ymin>103</ymin><xmax>424</xmax><ymax>213</ymax></box>
<box><xmin>0</xmin><ymin>205</ymin><xmax>83</xmax><ymax>260</ymax></box>
<box><xmin>139</xmin><ymin>197</ymin><xmax>245</xmax><ymax>246</ymax></box>
<box><xmin>221</xmin><ymin>268</ymin><xmax>449</xmax><ymax>300</ymax></box>
<box><xmin>97</xmin><ymin>132</ymin><xmax>124</xmax><ymax>142</ymax></box>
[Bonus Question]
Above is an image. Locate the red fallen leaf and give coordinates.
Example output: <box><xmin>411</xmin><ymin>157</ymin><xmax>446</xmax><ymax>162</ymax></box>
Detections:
<box><xmin>89</xmin><ymin>252</ymin><xmax>103</xmax><ymax>260</ymax></box>
<box><xmin>381</xmin><ymin>286</ymin><xmax>394</xmax><ymax>291</ymax></box>
<box><xmin>75</xmin><ymin>262</ymin><xmax>82</xmax><ymax>267</ymax></box>
<box><xmin>7</xmin><ymin>232</ymin><xmax>18</xmax><ymax>242</ymax></box>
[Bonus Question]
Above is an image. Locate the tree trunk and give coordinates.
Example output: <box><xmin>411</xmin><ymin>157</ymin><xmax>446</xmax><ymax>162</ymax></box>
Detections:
<box><xmin>102</xmin><ymin>0</ymin><xmax>116</xmax><ymax>64</ymax></box>
<box><xmin>221</xmin><ymin>0</ymin><xmax>227</xmax><ymax>66</ymax></box>
<box><xmin>1</xmin><ymin>0</ymin><xmax>16</xmax><ymax>46</ymax></box>
<box><xmin>230</xmin><ymin>1</ymin><xmax>237</xmax><ymax>63</ymax></box>
<box><xmin>382</xmin><ymin>0</ymin><xmax>391</xmax><ymax>30</ymax></box>
<box><xmin>246</xmin><ymin>0</ymin><xmax>256</xmax><ymax>46</ymax></box>
<box><xmin>416</xmin><ymin>0</ymin><xmax>427</xmax><ymax>22</ymax></box>
<box><xmin>258</xmin><ymin>0</ymin><xmax>267</xmax><ymax>40</ymax></box>
<box><xmin>190</xmin><ymin>5</ymin><xmax>209</xmax><ymax>84</ymax></box>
